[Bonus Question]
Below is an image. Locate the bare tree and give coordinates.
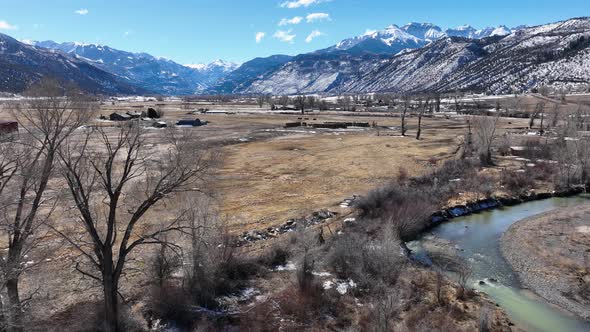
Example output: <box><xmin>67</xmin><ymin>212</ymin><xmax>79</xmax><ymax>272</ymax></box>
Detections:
<box><xmin>550</xmin><ymin>102</ymin><xmax>560</xmax><ymax>128</ymax></box>
<box><xmin>415</xmin><ymin>96</ymin><xmax>431</xmax><ymax>140</ymax></box>
<box><xmin>295</xmin><ymin>95</ymin><xmax>306</xmax><ymax>115</ymax></box>
<box><xmin>256</xmin><ymin>95</ymin><xmax>265</xmax><ymax>108</ymax></box>
<box><xmin>400</xmin><ymin>95</ymin><xmax>410</xmax><ymax>136</ymax></box>
<box><xmin>434</xmin><ymin>93</ymin><xmax>441</xmax><ymax>112</ymax></box>
<box><xmin>0</xmin><ymin>79</ymin><xmax>94</xmax><ymax>331</ymax></box>
<box><xmin>456</xmin><ymin>263</ymin><xmax>472</xmax><ymax>300</ymax></box>
<box><xmin>56</xmin><ymin>125</ymin><xmax>217</xmax><ymax>332</ymax></box>
<box><xmin>279</xmin><ymin>95</ymin><xmax>289</xmax><ymax>108</ymax></box>
<box><xmin>151</xmin><ymin>237</ymin><xmax>181</xmax><ymax>289</ymax></box>
<box><xmin>306</xmin><ymin>96</ymin><xmax>317</xmax><ymax>110</ymax></box>
<box><xmin>471</xmin><ymin>114</ymin><xmax>500</xmax><ymax>166</ymax></box>
<box><xmin>529</xmin><ymin>102</ymin><xmax>545</xmax><ymax>130</ymax></box>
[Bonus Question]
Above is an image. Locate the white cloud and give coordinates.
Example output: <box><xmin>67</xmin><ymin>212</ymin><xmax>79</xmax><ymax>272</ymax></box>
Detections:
<box><xmin>305</xmin><ymin>30</ymin><xmax>323</xmax><ymax>43</ymax></box>
<box><xmin>255</xmin><ymin>32</ymin><xmax>266</xmax><ymax>43</ymax></box>
<box><xmin>273</xmin><ymin>30</ymin><xmax>296</xmax><ymax>43</ymax></box>
<box><xmin>124</xmin><ymin>30</ymin><xmax>134</xmax><ymax>37</ymax></box>
<box><xmin>280</xmin><ymin>0</ymin><xmax>327</xmax><ymax>9</ymax></box>
<box><xmin>306</xmin><ymin>13</ymin><xmax>331</xmax><ymax>23</ymax></box>
<box><xmin>278</xmin><ymin>16</ymin><xmax>303</xmax><ymax>26</ymax></box>
<box><xmin>75</xmin><ymin>9</ymin><xmax>89</xmax><ymax>15</ymax></box>
<box><xmin>0</xmin><ymin>20</ymin><xmax>18</xmax><ymax>30</ymax></box>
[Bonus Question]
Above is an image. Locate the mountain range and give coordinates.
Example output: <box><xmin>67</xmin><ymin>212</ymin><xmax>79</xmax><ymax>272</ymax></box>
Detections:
<box><xmin>1</xmin><ymin>18</ymin><xmax>589</xmax><ymax>95</ymax></box>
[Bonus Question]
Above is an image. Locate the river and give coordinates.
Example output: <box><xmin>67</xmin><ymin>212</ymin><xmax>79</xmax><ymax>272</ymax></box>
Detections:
<box><xmin>409</xmin><ymin>196</ymin><xmax>590</xmax><ymax>332</ymax></box>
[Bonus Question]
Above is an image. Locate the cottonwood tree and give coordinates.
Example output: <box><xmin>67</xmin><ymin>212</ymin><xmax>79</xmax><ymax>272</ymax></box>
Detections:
<box><xmin>0</xmin><ymin>79</ymin><xmax>94</xmax><ymax>331</ymax></box>
<box><xmin>471</xmin><ymin>114</ymin><xmax>500</xmax><ymax>166</ymax></box>
<box><xmin>415</xmin><ymin>96</ymin><xmax>431</xmax><ymax>140</ymax></box>
<box><xmin>294</xmin><ymin>95</ymin><xmax>306</xmax><ymax>115</ymax></box>
<box><xmin>256</xmin><ymin>95</ymin><xmax>265</xmax><ymax>108</ymax></box>
<box><xmin>56</xmin><ymin>125</ymin><xmax>217</xmax><ymax>332</ymax></box>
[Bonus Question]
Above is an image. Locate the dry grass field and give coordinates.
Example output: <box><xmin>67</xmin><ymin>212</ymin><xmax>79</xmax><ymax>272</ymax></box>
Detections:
<box><xmin>1</xmin><ymin>94</ymin><xmax>586</xmax><ymax>330</ymax></box>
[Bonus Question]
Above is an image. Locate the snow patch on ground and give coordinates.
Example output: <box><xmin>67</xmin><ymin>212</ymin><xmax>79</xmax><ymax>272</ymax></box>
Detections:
<box><xmin>274</xmin><ymin>262</ymin><xmax>296</xmax><ymax>271</ymax></box>
<box><xmin>323</xmin><ymin>279</ymin><xmax>357</xmax><ymax>295</ymax></box>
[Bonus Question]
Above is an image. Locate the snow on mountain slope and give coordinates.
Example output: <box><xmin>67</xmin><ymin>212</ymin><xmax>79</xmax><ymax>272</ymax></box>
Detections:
<box><xmin>207</xmin><ymin>55</ymin><xmax>293</xmax><ymax>94</ymax></box>
<box><xmin>33</xmin><ymin>41</ymin><xmax>237</xmax><ymax>95</ymax></box>
<box><xmin>243</xmin><ymin>53</ymin><xmax>389</xmax><ymax>95</ymax></box>
<box><xmin>0</xmin><ymin>33</ymin><xmax>146</xmax><ymax>95</ymax></box>
<box><xmin>321</xmin><ymin>24</ymin><xmax>426</xmax><ymax>55</ymax></box>
<box><xmin>340</xmin><ymin>37</ymin><xmax>488</xmax><ymax>93</ymax></box>
<box><xmin>402</xmin><ymin>23</ymin><xmax>446</xmax><ymax>41</ymax></box>
<box><xmin>239</xmin><ymin>17</ymin><xmax>590</xmax><ymax>95</ymax></box>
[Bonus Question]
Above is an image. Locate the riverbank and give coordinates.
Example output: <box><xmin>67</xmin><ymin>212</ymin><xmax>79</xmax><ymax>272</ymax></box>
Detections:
<box><xmin>501</xmin><ymin>204</ymin><xmax>590</xmax><ymax>321</ymax></box>
<box><xmin>426</xmin><ymin>187</ymin><xmax>585</xmax><ymax>232</ymax></box>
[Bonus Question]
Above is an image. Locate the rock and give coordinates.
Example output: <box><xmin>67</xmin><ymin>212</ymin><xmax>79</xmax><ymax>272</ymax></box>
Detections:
<box><xmin>479</xmin><ymin>280</ymin><xmax>486</xmax><ymax>286</ymax></box>
<box><xmin>448</xmin><ymin>206</ymin><xmax>469</xmax><ymax>218</ymax></box>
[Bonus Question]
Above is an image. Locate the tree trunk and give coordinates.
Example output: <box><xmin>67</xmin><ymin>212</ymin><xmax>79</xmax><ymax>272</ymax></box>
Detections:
<box><xmin>416</xmin><ymin>114</ymin><xmax>422</xmax><ymax>140</ymax></box>
<box><xmin>401</xmin><ymin>110</ymin><xmax>407</xmax><ymax>136</ymax></box>
<box><xmin>6</xmin><ymin>278</ymin><xmax>22</xmax><ymax>332</ymax></box>
<box><xmin>102</xmin><ymin>258</ymin><xmax>119</xmax><ymax>332</ymax></box>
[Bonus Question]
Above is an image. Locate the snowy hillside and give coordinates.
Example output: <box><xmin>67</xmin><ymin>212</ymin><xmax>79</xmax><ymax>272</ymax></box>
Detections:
<box><xmin>33</xmin><ymin>41</ymin><xmax>237</xmax><ymax>95</ymax></box>
<box><xmin>236</xmin><ymin>17</ymin><xmax>590</xmax><ymax>95</ymax></box>
<box><xmin>0</xmin><ymin>34</ymin><xmax>145</xmax><ymax>95</ymax></box>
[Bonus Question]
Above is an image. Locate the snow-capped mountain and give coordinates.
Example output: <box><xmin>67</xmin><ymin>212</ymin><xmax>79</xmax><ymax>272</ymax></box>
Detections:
<box><xmin>184</xmin><ymin>60</ymin><xmax>240</xmax><ymax>88</ymax></box>
<box><xmin>320</xmin><ymin>24</ymin><xmax>426</xmax><ymax>55</ymax></box>
<box><xmin>0</xmin><ymin>33</ymin><xmax>145</xmax><ymax>95</ymax></box>
<box><xmin>2</xmin><ymin>18</ymin><xmax>588</xmax><ymax>96</ymax></box>
<box><xmin>318</xmin><ymin>22</ymin><xmax>516</xmax><ymax>57</ymax></box>
<box><xmin>207</xmin><ymin>55</ymin><xmax>293</xmax><ymax>94</ymax></box>
<box><xmin>445</xmin><ymin>25</ymin><xmax>513</xmax><ymax>39</ymax></box>
<box><xmin>33</xmin><ymin>41</ymin><xmax>237</xmax><ymax>95</ymax></box>
<box><xmin>231</xmin><ymin>17</ymin><xmax>590</xmax><ymax>95</ymax></box>
<box><xmin>185</xmin><ymin>59</ymin><xmax>239</xmax><ymax>72</ymax></box>
<box><xmin>402</xmin><ymin>23</ymin><xmax>446</xmax><ymax>41</ymax></box>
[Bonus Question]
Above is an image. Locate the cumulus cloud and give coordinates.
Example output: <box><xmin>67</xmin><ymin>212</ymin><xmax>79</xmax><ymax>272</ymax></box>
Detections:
<box><xmin>75</xmin><ymin>9</ymin><xmax>89</xmax><ymax>15</ymax></box>
<box><xmin>306</xmin><ymin>13</ymin><xmax>331</xmax><ymax>23</ymax></box>
<box><xmin>0</xmin><ymin>20</ymin><xmax>18</xmax><ymax>30</ymax></box>
<box><xmin>255</xmin><ymin>32</ymin><xmax>266</xmax><ymax>43</ymax></box>
<box><xmin>278</xmin><ymin>16</ymin><xmax>303</xmax><ymax>26</ymax></box>
<box><xmin>305</xmin><ymin>30</ymin><xmax>323</xmax><ymax>43</ymax></box>
<box><xmin>280</xmin><ymin>0</ymin><xmax>327</xmax><ymax>9</ymax></box>
<box><xmin>273</xmin><ymin>30</ymin><xmax>296</xmax><ymax>43</ymax></box>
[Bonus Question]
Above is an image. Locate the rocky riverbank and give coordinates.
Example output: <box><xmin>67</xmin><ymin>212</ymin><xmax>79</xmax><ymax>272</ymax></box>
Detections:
<box><xmin>500</xmin><ymin>205</ymin><xmax>590</xmax><ymax>321</ymax></box>
<box><xmin>426</xmin><ymin>187</ymin><xmax>585</xmax><ymax>231</ymax></box>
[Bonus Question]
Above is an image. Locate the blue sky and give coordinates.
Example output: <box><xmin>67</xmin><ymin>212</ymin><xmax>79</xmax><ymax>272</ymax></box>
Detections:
<box><xmin>0</xmin><ymin>0</ymin><xmax>588</xmax><ymax>64</ymax></box>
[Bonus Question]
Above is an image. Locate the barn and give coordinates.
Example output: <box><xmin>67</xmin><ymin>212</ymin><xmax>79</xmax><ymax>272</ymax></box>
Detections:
<box><xmin>176</xmin><ymin>118</ymin><xmax>207</xmax><ymax>127</ymax></box>
<box><xmin>0</xmin><ymin>121</ymin><xmax>18</xmax><ymax>135</ymax></box>
<box><xmin>109</xmin><ymin>112</ymin><xmax>132</xmax><ymax>121</ymax></box>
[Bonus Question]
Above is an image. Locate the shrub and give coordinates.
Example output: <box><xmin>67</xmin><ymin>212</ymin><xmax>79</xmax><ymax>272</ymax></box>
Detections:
<box><xmin>501</xmin><ymin>169</ymin><xmax>535</xmax><ymax>196</ymax></box>
<box><xmin>327</xmin><ymin>230</ymin><xmax>406</xmax><ymax>291</ymax></box>
<box><xmin>259</xmin><ymin>245</ymin><xmax>290</xmax><ymax>268</ymax></box>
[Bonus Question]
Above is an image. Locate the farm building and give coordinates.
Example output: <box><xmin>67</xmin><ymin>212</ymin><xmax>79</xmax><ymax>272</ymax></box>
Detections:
<box><xmin>154</xmin><ymin>121</ymin><xmax>167</xmax><ymax>128</ymax></box>
<box><xmin>176</xmin><ymin>118</ymin><xmax>207</xmax><ymax>127</ymax></box>
<box><xmin>0</xmin><ymin>121</ymin><xmax>18</xmax><ymax>135</ymax></box>
<box><xmin>109</xmin><ymin>112</ymin><xmax>132</xmax><ymax>121</ymax></box>
<box><xmin>126</xmin><ymin>111</ymin><xmax>142</xmax><ymax>119</ymax></box>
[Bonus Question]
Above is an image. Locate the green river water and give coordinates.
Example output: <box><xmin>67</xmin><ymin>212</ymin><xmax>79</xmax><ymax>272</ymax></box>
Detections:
<box><xmin>409</xmin><ymin>196</ymin><xmax>590</xmax><ymax>332</ymax></box>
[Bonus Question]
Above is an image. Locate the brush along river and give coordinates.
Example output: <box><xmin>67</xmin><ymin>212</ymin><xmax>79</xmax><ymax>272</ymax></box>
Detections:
<box><xmin>408</xmin><ymin>196</ymin><xmax>590</xmax><ymax>332</ymax></box>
